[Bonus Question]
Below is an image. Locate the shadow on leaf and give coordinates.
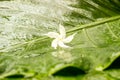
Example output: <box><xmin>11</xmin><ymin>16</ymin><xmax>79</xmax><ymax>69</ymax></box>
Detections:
<box><xmin>53</xmin><ymin>66</ymin><xmax>85</xmax><ymax>77</ymax></box>
<box><xmin>105</xmin><ymin>56</ymin><xmax>120</xmax><ymax>70</ymax></box>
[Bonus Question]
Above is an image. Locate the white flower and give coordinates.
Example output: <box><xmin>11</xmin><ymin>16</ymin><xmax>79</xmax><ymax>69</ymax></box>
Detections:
<box><xmin>45</xmin><ymin>24</ymin><xmax>76</xmax><ymax>49</ymax></box>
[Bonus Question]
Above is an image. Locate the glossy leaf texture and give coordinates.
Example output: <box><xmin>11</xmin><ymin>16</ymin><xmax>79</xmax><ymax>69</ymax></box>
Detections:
<box><xmin>0</xmin><ymin>0</ymin><xmax>120</xmax><ymax>80</ymax></box>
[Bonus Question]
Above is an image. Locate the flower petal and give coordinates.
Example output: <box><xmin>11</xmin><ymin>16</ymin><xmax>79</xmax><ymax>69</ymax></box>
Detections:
<box><xmin>63</xmin><ymin>33</ymin><xmax>76</xmax><ymax>43</ymax></box>
<box><xmin>45</xmin><ymin>32</ymin><xmax>59</xmax><ymax>38</ymax></box>
<box><xmin>58</xmin><ymin>41</ymin><xmax>70</xmax><ymax>48</ymax></box>
<box><xmin>51</xmin><ymin>39</ymin><xmax>58</xmax><ymax>49</ymax></box>
<box><xmin>59</xmin><ymin>24</ymin><xmax>66</xmax><ymax>38</ymax></box>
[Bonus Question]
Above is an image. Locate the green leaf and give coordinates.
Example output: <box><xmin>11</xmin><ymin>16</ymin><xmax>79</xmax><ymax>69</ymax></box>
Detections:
<box><xmin>0</xmin><ymin>0</ymin><xmax>120</xmax><ymax>80</ymax></box>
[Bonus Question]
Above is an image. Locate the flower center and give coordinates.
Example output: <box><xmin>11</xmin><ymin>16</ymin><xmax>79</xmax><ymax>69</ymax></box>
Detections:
<box><xmin>58</xmin><ymin>37</ymin><xmax>63</xmax><ymax>41</ymax></box>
